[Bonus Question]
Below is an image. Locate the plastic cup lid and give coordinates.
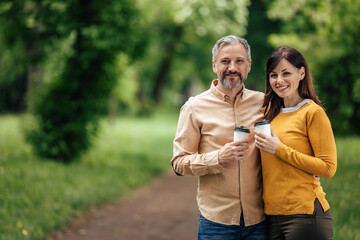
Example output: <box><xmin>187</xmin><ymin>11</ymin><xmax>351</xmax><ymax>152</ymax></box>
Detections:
<box><xmin>254</xmin><ymin>119</ymin><xmax>270</xmax><ymax>126</ymax></box>
<box><xmin>234</xmin><ymin>126</ymin><xmax>250</xmax><ymax>133</ymax></box>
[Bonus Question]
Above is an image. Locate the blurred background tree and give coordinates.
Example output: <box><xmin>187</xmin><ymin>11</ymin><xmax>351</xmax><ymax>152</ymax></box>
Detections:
<box><xmin>133</xmin><ymin>0</ymin><xmax>251</xmax><ymax>114</ymax></box>
<box><xmin>0</xmin><ymin>0</ymin><xmax>359</xmax><ymax>162</ymax></box>
<box><xmin>1</xmin><ymin>0</ymin><xmax>143</xmax><ymax>162</ymax></box>
<box><xmin>266</xmin><ymin>0</ymin><xmax>360</xmax><ymax>134</ymax></box>
<box><xmin>0</xmin><ymin>0</ymin><xmax>47</xmax><ymax>113</ymax></box>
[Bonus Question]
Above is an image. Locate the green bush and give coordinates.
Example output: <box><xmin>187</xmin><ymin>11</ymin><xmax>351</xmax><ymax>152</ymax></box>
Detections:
<box><xmin>315</xmin><ymin>55</ymin><xmax>360</xmax><ymax>135</ymax></box>
<box><xmin>25</xmin><ymin>0</ymin><xmax>141</xmax><ymax>163</ymax></box>
<box><xmin>26</xmin><ymin>48</ymin><xmax>110</xmax><ymax>162</ymax></box>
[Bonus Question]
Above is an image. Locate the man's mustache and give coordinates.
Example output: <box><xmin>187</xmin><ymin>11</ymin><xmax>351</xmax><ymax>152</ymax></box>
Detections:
<box><xmin>223</xmin><ymin>71</ymin><xmax>243</xmax><ymax>79</ymax></box>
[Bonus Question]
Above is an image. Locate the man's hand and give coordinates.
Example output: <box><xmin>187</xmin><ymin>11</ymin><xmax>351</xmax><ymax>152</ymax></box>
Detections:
<box><xmin>218</xmin><ymin>139</ymin><xmax>249</xmax><ymax>167</ymax></box>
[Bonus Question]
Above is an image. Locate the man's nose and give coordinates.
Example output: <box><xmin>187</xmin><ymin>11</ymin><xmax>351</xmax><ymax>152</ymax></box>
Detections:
<box><xmin>228</xmin><ymin>62</ymin><xmax>237</xmax><ymax>72</ymax></box>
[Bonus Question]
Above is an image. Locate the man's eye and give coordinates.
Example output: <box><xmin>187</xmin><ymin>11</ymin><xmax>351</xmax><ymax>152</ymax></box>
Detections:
<box><xmin>222</xmin><ymin>60</ymin><xmax>229</xmax><ymax>64</ymax></box>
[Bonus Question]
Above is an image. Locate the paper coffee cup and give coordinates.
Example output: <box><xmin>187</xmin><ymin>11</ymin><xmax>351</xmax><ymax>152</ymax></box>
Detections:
<box><xmin>234</xmin><ymin>126</ymin><xmax>250</xmax><ymax>141</ymax></box>
<box><xmin>254</xmin><ymin>119</ymin><xmax>271</xmax><ymax>136</ymax></box>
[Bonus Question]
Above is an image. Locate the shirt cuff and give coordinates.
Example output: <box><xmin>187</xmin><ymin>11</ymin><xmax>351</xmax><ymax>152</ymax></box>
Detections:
<box><xmin>204</xmin><ymin>150</ymin><xmax>223</xmax><ymax>174</ymax></box>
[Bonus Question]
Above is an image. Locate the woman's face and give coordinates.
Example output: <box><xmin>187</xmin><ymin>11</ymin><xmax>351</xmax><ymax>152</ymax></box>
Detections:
<box><xmin>269</xmin><ymin>58</ymin><xmax>305</xmax><ymax>107</ymax></box>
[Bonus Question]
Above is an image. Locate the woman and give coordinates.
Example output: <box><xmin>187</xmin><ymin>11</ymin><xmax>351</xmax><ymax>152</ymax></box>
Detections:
<box><xmin>254</xmin><ymin>46</ymin><xmax>337</xmax><ymax>240</ymax></box>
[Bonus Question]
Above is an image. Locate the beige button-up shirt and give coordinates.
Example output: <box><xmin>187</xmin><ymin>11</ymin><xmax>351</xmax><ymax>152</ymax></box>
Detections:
<box><xmin>171</xmin><ymin>80</ymin><xmax>265</xmax><ymax>226</ymax></box>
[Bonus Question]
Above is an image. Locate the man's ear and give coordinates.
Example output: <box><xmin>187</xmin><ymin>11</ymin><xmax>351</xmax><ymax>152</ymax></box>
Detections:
<box><xmin>248</xmin><ymin>59</ymin><xmax>252</xmax><ymax>73</ymax></box>
<box><xmin>212</xmin><ymin>60</ymin><xmax>217</xmax><ymax>74</ymax></box>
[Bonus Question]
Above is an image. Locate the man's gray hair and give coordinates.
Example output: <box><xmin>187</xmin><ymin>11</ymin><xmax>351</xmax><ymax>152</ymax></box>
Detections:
<box><xmin>212</xmin><ymin>35</ymin><xmax>251</xmax><ymax>62</ymax></box>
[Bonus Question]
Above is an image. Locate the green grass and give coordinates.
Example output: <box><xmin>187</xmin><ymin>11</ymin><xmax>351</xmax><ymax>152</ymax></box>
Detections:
<box><xmin>321</xmin><ymin>137</ymin><xmax>360</xmax><ymax>240</ymax></box>
<box><xmin>0</xmin><ymin>113</ymin><xmax>178</xmax><ymax>240</ymax></box>
<box><xmin>0</xmin><ymin>115</ymin><xmax>359</xmax><ymax>240</ymax></box>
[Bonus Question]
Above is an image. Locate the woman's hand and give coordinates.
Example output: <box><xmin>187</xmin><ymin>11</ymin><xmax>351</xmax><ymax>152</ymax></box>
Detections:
<box><xmin>254</xmin><ymin>129</ymin><xmax>280</xmax><ymax>155</ymax></box>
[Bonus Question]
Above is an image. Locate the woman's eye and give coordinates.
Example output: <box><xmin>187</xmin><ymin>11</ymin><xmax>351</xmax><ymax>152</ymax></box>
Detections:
<box><xmin>270</xmin><ymin>74</ymin><xmax>277</xmax><ymax>78</ymax></box>
<box><xmin>284</xmin><ymin>72</ymin><xmax>290</xmax><ymax>76</ymax></box>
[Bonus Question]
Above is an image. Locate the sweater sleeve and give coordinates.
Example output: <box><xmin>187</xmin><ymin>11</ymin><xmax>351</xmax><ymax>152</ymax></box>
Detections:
<box><xmin>275</xmin><ymin>107</ymin><xmax>337</xmax><ymax>178</ymax></box>
<box><xmin>171</xmin><ymin>100</ymin><xmax>223</xmax><ymax>176</ymax></box>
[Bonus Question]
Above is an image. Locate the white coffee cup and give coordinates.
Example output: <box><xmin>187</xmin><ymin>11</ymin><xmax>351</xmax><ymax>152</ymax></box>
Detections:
<box><xmin>254</xmin><ymin>119</ymin><xmax>271</xmax><ymax>136</ymax></box>
<box><xmin>234</xmin><ymin>126</ymin><xmax>250</xmax><ymax>141</ymax></box>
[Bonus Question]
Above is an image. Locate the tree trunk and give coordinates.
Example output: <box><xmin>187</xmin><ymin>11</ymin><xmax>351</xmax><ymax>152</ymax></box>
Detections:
<box><xmin>108</xmin><ymin>93</ymin><xmax>117</xmax><ymax>124</ymax></box>
<box><xmin>26</xmin><ymin>63</ymin><xmax>42</xmax><ymax>112</ymax></box>
<box><xmin>151</xmin><ymin>25</ymin><xmax>183</xmax><ymax>104</ymax></box>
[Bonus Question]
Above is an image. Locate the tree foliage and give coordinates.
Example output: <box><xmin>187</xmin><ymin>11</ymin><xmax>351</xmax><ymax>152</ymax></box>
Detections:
<box><xmin>1</xmin><ymin>0</ymin><xmax>359</xmax><ymax>164</ymax></box>
<box><xmin>3</xmin><ymin>0</ymin><xmax>141</xmax><ymax>162</ymax></box>
<box><xmin>0</xmin><ymin>0</ymin><xmax>46</xmax><ymax>112</ymax></box>
<box><xmin>133</xmin><ymin>0</ymin><xmax>251</xmax><ymax>111</ymax></box>
<box><xmin>245</xmin><ymin>0</ymin><xmax>280</xmax><ymax>90</ymax></box>
<box><xmin>266</xmin><ymin>0</ymin><xmax>360</xmax><ymax>134</ymax></box>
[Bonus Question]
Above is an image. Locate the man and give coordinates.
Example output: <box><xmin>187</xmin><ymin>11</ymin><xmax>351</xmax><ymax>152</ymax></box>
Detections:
<box><xmin>171</xmin><ymin>35</ymin><xmax>267</xmax><ymax>239</ymax></box>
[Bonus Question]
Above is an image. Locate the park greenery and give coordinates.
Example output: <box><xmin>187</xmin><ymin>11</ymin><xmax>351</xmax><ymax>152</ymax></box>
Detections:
<box><xmin>266</xmin><ymin>0</ymin><xmax>360</xmax><ymax>135</ymax></box>
<box><xmin>0</xmin><ymin>115</ymin><xmax>360</xmax><ymax>239</ymax></box>
<box><xmin>0</xmin><ymin>114</ymin><xmax>178</xmax><ymax>239</ymax></box>
<box><xmin>1</xmin><ymin>0</ymin><xmax>359</xmax><ymax>161</ymax></box>
<box><xmin>0</xmin><ymin>0</ymin><xmax>360</xmax><ymax>239</ymax></box>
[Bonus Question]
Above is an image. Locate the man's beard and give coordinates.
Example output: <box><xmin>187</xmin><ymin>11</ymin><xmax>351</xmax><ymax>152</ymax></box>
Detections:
<box><xmin>219</xmin><ymin>70</ymin><xmax>246</xmax><ymax>89</ymax></box>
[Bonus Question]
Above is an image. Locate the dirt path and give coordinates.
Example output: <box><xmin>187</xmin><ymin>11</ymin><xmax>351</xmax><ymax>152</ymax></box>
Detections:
<box><xmin>48</xmin><ymin>171</ymin><xmax>199</xmax><ymax>240</ymax></box>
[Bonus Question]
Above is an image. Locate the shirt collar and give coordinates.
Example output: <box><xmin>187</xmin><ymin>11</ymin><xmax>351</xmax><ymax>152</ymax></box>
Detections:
<box><xmin>210</xmin><ymin>79</ymin><xmax>245</xmax><ymax>103</ymax></box>
<box><xmin>281</xmin><ymin>99</ymin><xmax>310</xmax><ymax>113</ymax></box>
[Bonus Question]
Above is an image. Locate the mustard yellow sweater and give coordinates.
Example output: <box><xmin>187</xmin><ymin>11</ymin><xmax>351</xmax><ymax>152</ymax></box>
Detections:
<box><xmin>261</xmin><ymin>100</ymin><xmax>337</xmax><ymax>215</ymax></box>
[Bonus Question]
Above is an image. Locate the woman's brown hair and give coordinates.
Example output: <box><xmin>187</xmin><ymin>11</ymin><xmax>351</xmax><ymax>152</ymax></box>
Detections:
<box><xmin>263</xmin><ymin>46</ymin><xmax>322</xmax><ymax>122</ymax></box>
